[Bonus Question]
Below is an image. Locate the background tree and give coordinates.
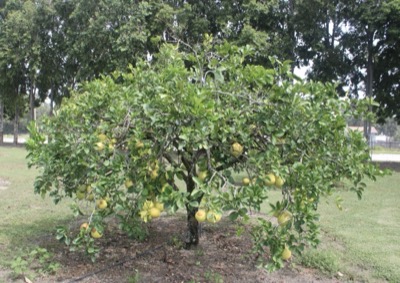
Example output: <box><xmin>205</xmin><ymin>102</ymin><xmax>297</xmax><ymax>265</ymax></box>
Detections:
<box><xmin>372</xmin><ymin>0</ymin><xmax>400</xmax><ymax>123</ymax></box>
<box><xmin>34</xmin><ymin>0</ymin><xmax>67</xmax><ymax>115</ymax></box>
<box><xmin>0</xmin><ymin>0</ymin><xmax>30</xmax><ymax>144</ymax></box>
<box><xmin>27</xmin><ymin>42</ymin><xmax>382</xmax><ymax>269</ymax></box>
<box><xmin>375</xmin><ymin>117</ymin><xmax>398</xmax><ymax>140</ymax></box>
<box><xmin>305</xmin><ymin>0</ymin><xmax>400</xmax><ymax>127</ymax></box>
<box><xmin>2</xmin><ymin>0</ymin><xmax>400</xmax><ymax>137</ymax></box>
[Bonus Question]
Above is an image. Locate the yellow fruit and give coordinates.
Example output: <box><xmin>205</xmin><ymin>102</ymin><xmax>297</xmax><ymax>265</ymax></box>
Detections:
<box><xmin>207</xmin><ymin>211</ymin><xmax>222</xmax><ymax>223</ymax></box>
<box><xmin>108</xmin><ymin>144</ymin><xmax>115</xmax><ymax>150</ymax></box>
<box><xmin>78</xmin><ymin>185</ymin><xmax>87</xmax><ymax>192</ymax></box>
<box><xmin>135</xmin><ymin>141</ymin><xmax>144</xmax><ymax>149</ymax></box>
<box><xmin>95</xmin><ymin>142</ymin><xmax>105</xmax><ymax>151</ymax></box>
<box><xmin>277</xmin><ymin>210</ymin><xmax>292</xmax><ymax>226</ymax></box>
<box><xmin>96</xmin><ymin>199</ymin><xmax>108</xmax><ymax>210</ymax></box>
<box><xmin>150</xmin><ymin>169</ymin><xmax>158</xmax><ymax>180</ymax></box>
<box><xmin>214</xmin><ymin>213</ymin><xmax>222</xmax><ymax>222</ymax></box>
<box><xmin>98</xmin><ymin>134</ymin><xmax>108</xmax><ymax>142</ymax></box>
<box><xmin>149</xmin><ymin>160</ymin><xmax>159</xmax><ymax>170</ymax></box>
<box><xmin>125</xmin><ymin>179</ymin><xmax>133</xmax><ymax>188</ymax></box>
<box><xmin>149</xmin><ymin>207</ymin><xmax>161</xmax><ymax>218</ymax></box>
<box><xmin>242</xmin><ymin>177</ymin><xmax>251</xmax><ymax>186</ymax></box>
<box><xmin>139</xmin><ymin>210</ymin><xmax>149</xmax><ymax>222</ymax></box>
<box><xmin>195</xmin><ymin>209</ymin><xmax>207</xmax><ymax>222</ymax></box>
<box><xmin>265</xmin><ymin>173</ymin><xmax>276</xmax><ymax>186</ymax></box>
<box><xmin>76</xmin><ymin>191</ymin><xmax>85</xmax><ymax>200</ymax></box>
<box><xmin>154</xmin><ymin>201</ymin><xmax>164</xmax><ymax>212</ymax></box>
<box><xmin>91</xmin><ymin>228</ymin><xmax>102</xmax><ymax>239</ymax></box>
<box><xmin>86</xmin><ymin>193</ymin><xmax>94</xmax><ymax>201</ymax></box>
<box><xmin>143</xmin><ymin>200</ymin><xmax>154</xmax><ymax>210</ymax></box>
<box><xmin>197</xmin><ymin>171</ymin><xmax>208</xmax><ymax>182</ymax></box>
<box><xmin>281</xmin><ymin>246</ymin><xmax>292</xmax><ymax>260</ymax></box>
<box><xmin>230</xmin><ymin>142</ymin><xmax>244</xmax><ymax>158</ymax></box>
<box><xmin>80</xmin><ymin>223</ymin><xmax>89</xmax><ymax>230</ymax></box>
<box><xmin>275</xmin><ymin>176</ymin><xmax>284</xmax><ymax>188</ymax></box>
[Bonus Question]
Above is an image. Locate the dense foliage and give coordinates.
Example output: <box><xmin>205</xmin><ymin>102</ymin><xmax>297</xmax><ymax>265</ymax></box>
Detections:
<box><xmin>27</xmin><ymin>42</ymin><xmax>383</xmax><ymax>269</ymax></box>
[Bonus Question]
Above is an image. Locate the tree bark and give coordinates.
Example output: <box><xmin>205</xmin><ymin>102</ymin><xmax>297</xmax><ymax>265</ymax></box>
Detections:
<box><xmin>49</xmin><ymin>85</ymin><xmax>54</xmax><ymax>116</ymax></box>
<box><xmin>13</xmin><ymin>100</ymin><xmax>19</xmax><ymax>145</ymax></box>
<box><xmin>288</xmin><ymin>0</ymin><xmax>296</xmax><ymax>72</ymax></box>
<box><xmin>364</xmin><ymin>29</ymin><xmax>374</xmax><ymax>142</ymax></box>
<box><xmin>29</xmin><ymin>82</ymin><xmax>36</xmax><ymax>121</ymax></box>
<box><xmin>324</xmin><ymin>7</ymin><xmax>330</xmax><ymax>49</ymax></box>
<box><xmin>182</xmin><ymin>159</ymin><xmax>201</xmax><ymax>249</ymax></box>
<box><xmin>184</xmin><ymin>205</ymin><xmax>200</xmax><ymax>249</ymax></box>
<box><xmin>0</xmin><ymin>99</ymin><xmax>4</xmax><ymax>145</ymax></box>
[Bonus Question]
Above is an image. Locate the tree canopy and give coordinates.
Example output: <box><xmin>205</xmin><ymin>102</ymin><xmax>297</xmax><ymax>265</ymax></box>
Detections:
<box><xmin>27</xmin><ymin>42</ymin><xmax>383</xmax><ymax>269</ymax></box>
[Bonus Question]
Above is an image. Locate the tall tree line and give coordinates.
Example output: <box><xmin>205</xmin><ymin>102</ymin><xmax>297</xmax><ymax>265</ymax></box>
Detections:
<box><xmin>1</xmin><ymin>0</ymin><xmax>399</xmax><ymax>144</ymax></box>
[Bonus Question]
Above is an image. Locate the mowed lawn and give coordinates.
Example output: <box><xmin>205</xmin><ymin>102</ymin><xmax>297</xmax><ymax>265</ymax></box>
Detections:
<box><xmin>1</xmin><ymin>146</ymin><xmax>399</xmax><ymax>282</ymax></box>
<box><xmin>0</xmin><ymin>146</ymin><xmax>73</xmax><ymax>266</ymax></box>
<box><xmin>317</xmin><ymin>172</ymin><xmax>400</xmax><ymax>282</ymax></box>
<box><xmin>263</xmin><ymin>170</ymin><xmax>400</xmax><ymax>282</ymax></box>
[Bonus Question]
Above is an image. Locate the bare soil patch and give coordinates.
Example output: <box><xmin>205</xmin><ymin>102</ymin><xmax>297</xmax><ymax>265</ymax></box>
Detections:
<box><xmin>0</xmin><ymin>178</ymin><xmax>10</xmax><ymax>191</ymax></box>
<box><xmin>1</xmin><ymin>215</ymin><xmax>345</xmax><ymax>283</ymax></box>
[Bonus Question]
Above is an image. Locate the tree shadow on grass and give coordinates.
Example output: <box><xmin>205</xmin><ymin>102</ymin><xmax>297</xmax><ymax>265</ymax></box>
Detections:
<box><xmin>0</xmin><ymin>216</ymin><xmax>74</xmax><ymax>261</ymax></box>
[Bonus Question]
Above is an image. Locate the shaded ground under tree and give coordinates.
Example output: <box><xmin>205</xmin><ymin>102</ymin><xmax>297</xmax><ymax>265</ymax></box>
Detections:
<box><xmin>2</xmin><ymin>214</ymin><xmax>347</xmax><ymax>283</ymax></box>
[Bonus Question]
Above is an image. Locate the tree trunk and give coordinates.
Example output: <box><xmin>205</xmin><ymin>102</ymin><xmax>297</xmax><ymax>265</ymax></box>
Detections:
<box><xmin>364</xmin><ymin>30</ymin><xmax>374</xmax><ymax>142</ymax></box>
<box><xmin>183</xmin><ymin>164</ymin><xmax>201</xmax><ymax>249</ymax></box>
<box><xmin>331</xmin><ymin>1</ymin><xmax>338</xmax><ymax>48</ymax></box>
<box><xmin>29</xmin><ymin>82</ymin><xmax>36</xmax><ymax>121</ymax></box>
<box><xmin>288</xmin><ymin>0</ymin><xmax>296</xmax><ymax>72</ymax></box>
<box><xmin>324</xmin><ymin>5</ymin><xmax>330</xmax><ymax>49</ymax></box>
<box><xmin>0</xmin><ymin>99</ymin><xmax>4</xmax><ymax>145</ymax></box>
<box><xmin>49</xmin><ymin>85</ymin><xmax>54</xmax><ymax>116</ymax></box>
<box><xmin>184</xmin><ymin>205</ymin><xmax>200</xmax><ymax>249</ymax></box>
<box><xmin>13</xmin><ymin>100</ymin><xmax>19</xmax><ymax>145</ymax></box>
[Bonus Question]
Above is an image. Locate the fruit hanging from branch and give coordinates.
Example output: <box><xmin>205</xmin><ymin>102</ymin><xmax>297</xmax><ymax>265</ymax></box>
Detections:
<box><xmin>265</xmin><ymin>173</ymin><xmax>276</xmax><ymax>186</ymax></box>
<box><xmin>195</xmin><ymin>209</ymin><xmax>207</xmax><ymax>222</ymax></box>
<box><xmin>230</xmin><ymin>142</ymin><xmax>244</xmax><ymax>158</ymax></box>
<box><xmin>281</xmin><ymin>246</ymin><xmax>292</xmax><ymax>260</ymax></box>
<box><xmin>91</xmin><ymin>228</ymin><xmax>102</xmax><ymax>239</ymax></box>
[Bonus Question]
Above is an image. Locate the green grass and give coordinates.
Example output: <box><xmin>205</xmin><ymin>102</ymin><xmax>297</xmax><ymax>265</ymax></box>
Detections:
<box><xmin>261</xmin><ymin>172</ymin><xmax>400</xmax><ymax>282</ymax></box>
<box><xmin>1</xmin><ymin>147</ymin><xmax>400</xmax><ymax>282</ymax></box>
<box><xmin>297</xmin><ymin>248</ymin><xmax>341</xmax><ymax>276</ymax></box>
<box><xmin>0</xmin><ymin>147</ymin><xmax>73</xmax><ymax>267</ymax></box>
<box><xmin>371</xmin><ymin>146</ymin><xmax>400</xmax><ymax>154</ymax></box>
<box><xmin>317</xmin><ymin>173</ymin><xmax>400</xmax><ymax>282</ymax></box>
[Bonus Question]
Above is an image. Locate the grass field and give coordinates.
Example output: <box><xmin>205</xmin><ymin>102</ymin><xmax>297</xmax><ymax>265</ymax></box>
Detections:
<box><xmin>0</xmin><ymin>147</ymin><xmax>73</xmax><ymax>268</ymax></box>
<box><xmin>371</xmin><ymin>146</ymin><xmax>400</xmax><ymax>154</ymax></box>
<box><xmin>1</xmin><ymin>146</ymin><xmax>399</xmax><ymax>282</ymax></box>
<box><xmin>262</xmin><ymin>172</ymin><xmax>400</xmax><ymax>282</ymax></box>
<box><xmin>317</xmin><ymin>173</ymin><xmax>400</xmax><ymax>282</ymax></box>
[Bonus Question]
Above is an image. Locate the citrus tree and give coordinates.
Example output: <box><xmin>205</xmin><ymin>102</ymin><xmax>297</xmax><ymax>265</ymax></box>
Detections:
<box><xmin>26</xmin><ymin>41</ymin><xmax>382</xmax><ymax>269</ymax></box>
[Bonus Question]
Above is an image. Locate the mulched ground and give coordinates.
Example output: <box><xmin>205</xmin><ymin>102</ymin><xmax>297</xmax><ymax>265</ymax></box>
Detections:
<box><xmin>5</xmin><ymin>214</ymin><xmax>343</xmax><ymax>283</ymax></box>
